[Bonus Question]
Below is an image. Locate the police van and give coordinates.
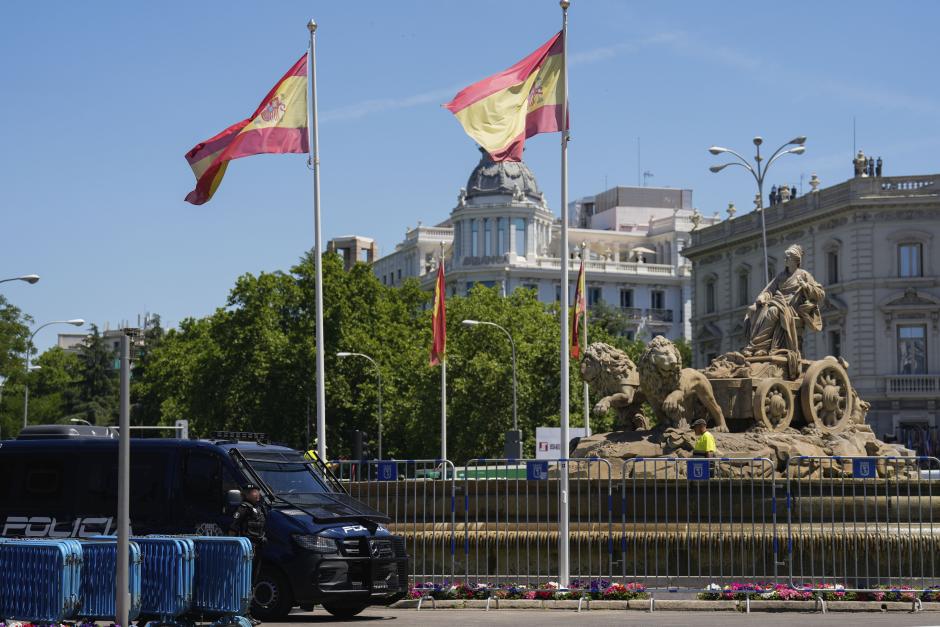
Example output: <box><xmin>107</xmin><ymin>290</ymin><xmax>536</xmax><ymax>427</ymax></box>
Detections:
<box><xmin>0</xmin><ymin>426</ymin><xmax>408</xmax><ymax>620</ymax></box>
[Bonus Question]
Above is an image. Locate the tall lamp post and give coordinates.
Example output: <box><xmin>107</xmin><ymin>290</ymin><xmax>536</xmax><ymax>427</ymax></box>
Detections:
<box><xmin>461</xmin><ymin>319</ymin><xmax>521</xmax><ymax>459</ymax></box>
<box><xmin>708</xmin><ymin>136</ymin><xmax>806</xmax><ymax>284</ymax></box>
<box><xmin>23</xmin><ymin>319</ymin><xmax>84</xmax><ymax>428</ymax></box>
<box><xmin>337</xmin><ymin>351</ymin><xmax>383</xmax><ymax>460</ymax></box>
<box><xmin>0</xmin><ymin>275</ymin><xmax>40</xmax><ymax>286</ymax></box>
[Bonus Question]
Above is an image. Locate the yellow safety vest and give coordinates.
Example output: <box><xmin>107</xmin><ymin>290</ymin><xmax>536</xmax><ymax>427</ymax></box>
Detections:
<box><xmin>693</xmin><ymin>431</ymin><xmax>717</xmax><ymax>454</ymax></box>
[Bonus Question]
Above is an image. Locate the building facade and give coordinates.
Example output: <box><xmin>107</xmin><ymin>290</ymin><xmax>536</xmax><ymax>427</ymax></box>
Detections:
<box><xmin>369</xmin><ymin>150</ymin><xmax>716</xmax><ymax>340</ymax></box>
<box><xmin>683</xmin><ymin>165</ymin><xmax>940</xmax><ymax>448</ymax></box>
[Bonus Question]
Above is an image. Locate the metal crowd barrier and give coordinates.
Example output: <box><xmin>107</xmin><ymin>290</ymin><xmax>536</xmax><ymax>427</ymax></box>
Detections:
<box><xmin>786</xmin><ymin>455</ymin><xmax>940</xmax><ymax>594</ymax></box>
<box><xmin>135</xmin><ymin>536</ymin><xmax>196</xmax><ymax>621</ymax></box>
<box><xmin>78</xmin><ymin>539</ymin><xmax>143</xmax><ymax>621</ymax></box>
<box><xmin>620</xmin><ymin>457</ymin><xmax>780</xmax><ymax>592</ymax></box>
<box><xmin>462</xmin><ymin>458</ymin><xmax>613</xmax><ymax>587</ymax></box>
<box><xmin>190</xmin><ymin>536</ymin><xmax>254</xmax><ymax>619</ymax></box>
<box><xmin>332</xmin><ymin>459</ymin><xmax>457</xmax><ymax>584</ymax></box>
<box><xmin>0</xmin><ymin>538</ymin><xmax>82</xmax><ymax>623</ymax></box>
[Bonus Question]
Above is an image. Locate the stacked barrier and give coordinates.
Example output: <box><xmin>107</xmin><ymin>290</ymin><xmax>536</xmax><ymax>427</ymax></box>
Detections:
<box><xmin>0</xmin><ymin>539</ymin><xmax>82</xmax><ymax>623</ymax></box>
<box><xmin>135</xmin><ymin>536</ymin><xmax>196</xmax><ymax>621</ymax></box>
<box><xmin>786</xmin><ymin>455</ymin><xmax>940</xmax><ymax>594</ymax></box>
<box><xmin>191</xmin><ymin>536</ymin><xmax>254</xmax><ymax>618</ymax></box>
<box><xmin>77</xmin><ymin>539</ymin><xmax>143</xmax><ymax>621</ymax></box>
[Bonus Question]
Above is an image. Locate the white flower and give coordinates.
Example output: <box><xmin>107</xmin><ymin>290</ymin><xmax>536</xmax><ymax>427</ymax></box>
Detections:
<box><xmin>706</xmin><ymin>583</ymin><xmax>722</xmax><ymax>592</ymax></box>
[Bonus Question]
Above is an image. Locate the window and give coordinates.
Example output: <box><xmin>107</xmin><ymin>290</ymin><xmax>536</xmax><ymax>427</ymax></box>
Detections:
<box><xmin>651</xmin><ymin>290</ymin><xmax>665</xmax><ymax>310</ymax></box>
<box><xmin>522</xmin><ymin>283</ymin><xmax>538</xmax><ymax>293</ymax></box>
<box><xmin>829</xmin><ymin>330</ymin><xmax>841</xmax><ymax>359</ymax></box>
<box><xmin>898</xmin><ymin>325</ymin><xmax>927</xmax><ymax>374</ymax></box>
<box><xmin>705</xmin><ymin>280</ymin><xmax>716</xmax><ymax>314</ymax></box>
<box><xmin>484</xmin><ymin>218</ymin><xmax>492</xmax><ymax>256</ymax></box>
<box><xmin>183</xmin><ymin>451</ymin><xmax>223</xmax><ymax>516</ymax></box>
<box><xmin>737</xmin><ymin>272</ymin><xmax>749</xmax><ymax>307</ymax></box>
<box><xmin>555</xmin><ymin>285</ymin><xmax>561</xmax><ymax>302</ymax></box>
<box><xmin>470</xmin><ymin>219</ymin><xmax>478</xmax><ymax>256</ymax></box>
<box><xmin>899</xmin><ymin>243</ymin><xmax>923</xmax><ymax>278</ymax></box>
<box><xmin>497</xmin><ymin>218</ymin><xmax>507</xmax><ymax>254</ymax></box>
<box><xmin>514</xmin><ymin>218</ymin><xmax>526</xmax><ymax>255</ymax></box>
<box><xmin>620</xmin><ymin>289</ymin><xmax>634</xmax><ymax>308</ymax></box>
<box><xmin>588</xmin><ymin>286</ymin><xmax>602</xmax><ymax>307</ymax></box>
<box><xmin>397</xmin><ymin>269</ymin><xmax>401</xmax><ymax>281</ymax></box>
<box><xmin>827</xmin><ymin>251</ymin><xmax>839</xmax><ymax>284</ymax></box>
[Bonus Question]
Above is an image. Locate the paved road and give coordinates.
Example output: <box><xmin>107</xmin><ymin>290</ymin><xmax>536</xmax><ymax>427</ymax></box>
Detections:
<box><xmin>270</xmin><ymin>607</ymin><xmax>940</xmax><ymax>626</ymax></box>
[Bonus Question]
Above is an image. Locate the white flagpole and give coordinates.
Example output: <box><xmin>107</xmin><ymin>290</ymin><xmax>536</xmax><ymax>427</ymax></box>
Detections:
<box><xmin>308</xmin><ymin>20</ymin><xmax>327</xmax><ymax>462</ymax></box>
<box><xmin>581</xmin><ymin>242</ymin><xmax>590</xmax><ymax>436</ymax></box>
<box><xmin>558</xmin><ymin>0</ymin><xmax>571</xmax><ymax>590</ymax></box>
<box><xmin>440</xmin><ymin>241</ymin><xmax>448</xmax><ymax>461</ymax></box>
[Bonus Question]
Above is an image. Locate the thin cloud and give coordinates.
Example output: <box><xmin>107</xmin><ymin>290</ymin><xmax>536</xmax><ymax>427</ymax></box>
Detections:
<box><xmin>319</xmin><ymin>85</ymin><xmax>463</xmax><ymax>122</ymax></box>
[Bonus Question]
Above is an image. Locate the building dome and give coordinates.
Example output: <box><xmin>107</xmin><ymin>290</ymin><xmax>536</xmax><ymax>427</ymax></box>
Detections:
<box><xmin>465</xmin><ymin>148</ymin><xmax>542</xmax><ymax>201</ymax></box>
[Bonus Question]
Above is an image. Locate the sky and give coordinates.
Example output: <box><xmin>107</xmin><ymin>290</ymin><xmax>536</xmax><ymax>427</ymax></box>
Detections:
<box><xmin>2</xmin><ymin>1</ymin><xmax>939</xmax><ymax>351</ymax></box>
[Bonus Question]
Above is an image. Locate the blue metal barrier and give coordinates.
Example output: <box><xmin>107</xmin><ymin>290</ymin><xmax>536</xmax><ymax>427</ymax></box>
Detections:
<box><xmin>0</xmin><ymin>538</ymin><xmax>82</xmax><ymax>623</ymax></box>
<box><xmin>78</xmin><ymin>539</ymin><xmax>143</xmax><ymax>620</ymax></box>
<box><xmin>191</xmin><ymin>536</ymin><xmax>254</xmax><ymax>619</ymax></box>
<box><xmin>135</xmin><ymin>536</ymin><xmax>196</xmax><ymax>621</ymax></box>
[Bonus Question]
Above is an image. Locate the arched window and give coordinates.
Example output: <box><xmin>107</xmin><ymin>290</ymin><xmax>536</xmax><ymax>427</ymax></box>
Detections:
<box><xmin>705</xmin><ymin>276</ymin><xmax>717</xmax><ymax>314</ymax></box>
<box><xmin>736</xmin><ymin>265</ymin><xmax>751</xmax><ymax>307</ymax></box>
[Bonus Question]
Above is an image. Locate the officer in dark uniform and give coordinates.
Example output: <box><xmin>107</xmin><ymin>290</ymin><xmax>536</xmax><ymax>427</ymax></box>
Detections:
<box><xmin>229</xmin><ymin>483</ymin><xmax>266</xmax><ymax>624</ymax></box>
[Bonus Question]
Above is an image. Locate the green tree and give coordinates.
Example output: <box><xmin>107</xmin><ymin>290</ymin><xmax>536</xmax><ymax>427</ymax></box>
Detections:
<box><xmin>0</xmin><ymin>295</ymin><xmax>30</xmax><ymax>437</ymax></box>
<box><xmin>65</xmin><ymin>325</ymin><xmax>119</xmax><ymax>425</ymax></box>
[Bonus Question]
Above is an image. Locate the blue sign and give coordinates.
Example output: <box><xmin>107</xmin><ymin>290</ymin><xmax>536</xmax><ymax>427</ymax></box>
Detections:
<box><xmin>526</xmin><ymin>461</ymin><xmax>549</xmax><ymax>481</ymax></box>
<box><xmin>687</xmin><ymin>459</ymin><xmax>710</xmax><ymax>481</ymax></box>
<box><xmin>852</xmin><ymin>458</ymin><xmax>877</xmax><ymax>479</ymax></box>
<box><xmin>376</xmin><ymin>461</ymin><xmax>398</xmax><ymax>481</ymax></box>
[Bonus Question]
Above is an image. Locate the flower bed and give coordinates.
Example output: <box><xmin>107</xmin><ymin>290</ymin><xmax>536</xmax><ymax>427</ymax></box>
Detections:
<box><xmin>697</xmin><ymin>582</ymin><xmax>940</xmax><ymax>602</ymax></box>
<box><xmin>408</xmin><ymin>580</ymin><xmax>647</xmax><ymax>601</ymax></box>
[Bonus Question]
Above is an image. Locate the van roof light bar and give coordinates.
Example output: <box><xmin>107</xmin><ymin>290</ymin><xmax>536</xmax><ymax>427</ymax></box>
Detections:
<box><xmin>210</xmin><ymin>430</ymin><xmax>268</xmax><ymax>443</ymax></box>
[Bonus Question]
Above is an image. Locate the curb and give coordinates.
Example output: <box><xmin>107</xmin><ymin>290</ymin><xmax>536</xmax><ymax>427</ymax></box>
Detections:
<box><xmin>391</xmin><ymin>598</ymin><xmax>940</xmax><ymax>612</ymax></box>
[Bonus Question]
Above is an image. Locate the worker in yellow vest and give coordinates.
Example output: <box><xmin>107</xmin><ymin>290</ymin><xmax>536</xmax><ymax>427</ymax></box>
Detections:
<box><xmin>691</xmin><ymin>418</ymin><xmax>717</xmax><ymax>458</ymax></box>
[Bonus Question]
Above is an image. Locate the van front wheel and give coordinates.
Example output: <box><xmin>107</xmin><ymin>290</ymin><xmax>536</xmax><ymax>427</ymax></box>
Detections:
<box><xmin>252</xmin><ymin>567</ymin><xmax>294</xmax><ymax>621</ymax></box>
<box><xmin>323</xmin><ymin>604</ymin><xmax>367</xmax><ymax>619</ymax></box>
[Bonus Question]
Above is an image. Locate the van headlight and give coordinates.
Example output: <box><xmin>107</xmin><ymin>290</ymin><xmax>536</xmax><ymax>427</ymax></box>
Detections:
<box><xmin>292</xmin><ymin>534</ymin><xmax>339</xmax><ymax>553</ymax></box>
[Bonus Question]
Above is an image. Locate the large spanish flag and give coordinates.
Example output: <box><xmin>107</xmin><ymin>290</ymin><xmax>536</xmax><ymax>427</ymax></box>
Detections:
<box><xmin>430</xmin><ymin>262</ymin><xmax>447</xmax><ymax>366</ymax></box>
<box><xmin>184</xmin><ymin>54</ymin><xmax>309</xmax><ymax>205</ymax></box>
<box><xmin>444</xmin><ymin>32</ymin><xmax>566</xmax><ymax>162</ymax></box>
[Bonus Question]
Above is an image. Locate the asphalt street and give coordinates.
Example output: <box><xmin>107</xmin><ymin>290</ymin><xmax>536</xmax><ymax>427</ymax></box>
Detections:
<box><xmin>270</xmin><ymin>608</ymin><xmax>940</xmax><ymax>626</ymax></box>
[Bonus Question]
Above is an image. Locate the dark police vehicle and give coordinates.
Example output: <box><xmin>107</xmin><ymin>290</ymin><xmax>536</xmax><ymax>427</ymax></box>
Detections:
<box><xmin>0</xmin><ymin>426</ymin><xmax>408</xmax><ymax>620</ymax></box>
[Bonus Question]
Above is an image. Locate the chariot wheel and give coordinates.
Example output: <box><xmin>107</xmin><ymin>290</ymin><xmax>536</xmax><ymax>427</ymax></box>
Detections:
<box><xmin>752</xmin><ymin>379</ymin><xmax>794</xmax><ymax>431</ymax></box>
<box><xmin>800</xmin><ymin>358</ymin><xmax>855</xmax><ymax>434</ymax></box>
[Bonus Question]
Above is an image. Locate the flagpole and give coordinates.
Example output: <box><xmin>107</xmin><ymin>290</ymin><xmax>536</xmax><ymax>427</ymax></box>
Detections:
<box><xmin>308</xmin><ymin>19</ymin><xmax>327</xmax><ymax>463</ymax></box>
<box><xmin>581</xmin><ymin>242</ymin><xmax>590</xmax><ymax>436</ymax></box>
<box><xmin>440</xmin><ymin>241</ymin><xmax>447</xmax><ymax>462</ymax></box>
<box><xmin>558</xmin><ymin>0</ymin><xmax>571</xmax><ymax>590</ymax></box>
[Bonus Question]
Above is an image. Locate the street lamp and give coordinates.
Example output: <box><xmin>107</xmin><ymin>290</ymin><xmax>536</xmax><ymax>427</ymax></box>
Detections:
<box><xmin>0</xmin><ymin>275</ymin><xmax>40</xmax><ymax>285</ymax></box>
<box><xmin>708</xmin><ymin>136</ymin><xmax>806</xmax><ymax>284</ymax></box>
<box><xmin>337</xmin><ymin>351</ymin><xmax>383</xmax><ymax>460</ymax></box>
<box><xmin>461</xmin><ymin>319</ymin><xmax>521</xmax><ymax>459</ymax></box>
<box><xmin>23</xmin><ymin>318</ymin><xmax>84</xmax><ymax>428</ymax></box>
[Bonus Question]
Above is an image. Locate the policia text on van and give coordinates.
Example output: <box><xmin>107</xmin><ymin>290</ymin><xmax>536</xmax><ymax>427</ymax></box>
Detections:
<box><xmin>0</xmin><ymin>426</ymin><xmax>409</xmax><ymax>620</ymax></box>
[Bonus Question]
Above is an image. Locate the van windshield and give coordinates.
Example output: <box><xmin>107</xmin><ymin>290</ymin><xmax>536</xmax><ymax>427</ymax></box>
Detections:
<box><xmin>240</xmin><ymin>452</ymin><xmax>334</xmax><ymax>496</ymax></box>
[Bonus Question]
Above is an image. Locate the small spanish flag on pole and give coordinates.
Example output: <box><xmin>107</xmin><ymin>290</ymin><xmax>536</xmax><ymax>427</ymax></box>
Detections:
<box><xmin>430</xmin><ymin>243</ymin><xmax>447</xmax><ymax>460</ymax></box>
<box><xmin>571</xmin><ymin>252</ymin><xmax>586</xmax><ymax>358</ymax></box>
<box><xmin>184</xmin><ymin>54</ymin><xmax>309</xmax><ymax>205</ymax></box>
<box><xmin>444</xmin><ymin>31</ymin><xmax>566</xmax><ymax>162</ymax></box>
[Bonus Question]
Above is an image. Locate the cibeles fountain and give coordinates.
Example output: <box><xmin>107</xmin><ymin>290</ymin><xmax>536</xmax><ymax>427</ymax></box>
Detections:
<box><xmin>573</xmin><ymin>244</ymin><xmax>914</xmax><ymax>478</ymax></box>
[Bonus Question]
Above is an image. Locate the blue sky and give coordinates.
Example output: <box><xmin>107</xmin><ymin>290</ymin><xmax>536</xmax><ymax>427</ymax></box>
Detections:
<box><xmin>3</xmin><ymin>1</ymin><xmax>939</xmax><ymax>350</ymax></box>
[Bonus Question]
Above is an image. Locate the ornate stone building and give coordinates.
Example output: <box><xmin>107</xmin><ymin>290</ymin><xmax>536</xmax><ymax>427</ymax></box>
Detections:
<box><xmin>369</xmin><ymin>149</ymin><xmax>716</xmax><ymax>340</ymax></box>
<box><xmin>683</xmin><ymin>165</ymin><xmax>940</xmax><ymax>447</ymax></box>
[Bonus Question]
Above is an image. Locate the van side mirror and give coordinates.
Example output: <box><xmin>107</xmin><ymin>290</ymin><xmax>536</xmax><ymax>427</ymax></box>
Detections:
<box><xmin>226</xmin><ymin>489</ymin><xmax>242</xmax><ymax>508</ymax></box>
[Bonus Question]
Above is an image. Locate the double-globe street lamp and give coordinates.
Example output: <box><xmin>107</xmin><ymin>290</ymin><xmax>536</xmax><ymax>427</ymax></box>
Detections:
<box><xmin>0</xmin><ymin>275</ymin><xmax>40</xmax><ymax>286</ymax></box>
<box><xmin>461</xmin><ymin>319</ymin><xmax>521</xmax><ymax>459</ymax></box>
<box><xmin>708</xmin><ymin>136</ymin><xmax>806</xmax><ymax>284</ymax></box>
<box><xmin>23</xmin><ymin>319</ymin><xmax>85</xmax><ymax>428</ymax></box>
<box><xmin>337</xmin><ymin>351</ymin><xmax>384</xmax><ymax>460</ymax></box>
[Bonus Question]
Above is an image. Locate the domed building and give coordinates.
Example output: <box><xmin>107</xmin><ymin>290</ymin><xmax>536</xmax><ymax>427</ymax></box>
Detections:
<box><xmin>364</xmin><ymin>150</ymin><xmax>715</xmax><ymax>341</ymax></box>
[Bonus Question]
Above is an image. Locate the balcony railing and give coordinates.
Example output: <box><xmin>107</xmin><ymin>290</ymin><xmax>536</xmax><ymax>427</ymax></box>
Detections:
<box><xmin>619</xmin><ymin>306</ymin><xmax>642</xmax><ymax>319</ymax></box>
<box><xmin>646</xmin><ymin>308</ymin><xmax>674</xmax><ymax>322</ymax></box>
<box><xmin>885</xmin><ymin>374</ymin><xmax>940</xmax><ymax>396</ymax></box>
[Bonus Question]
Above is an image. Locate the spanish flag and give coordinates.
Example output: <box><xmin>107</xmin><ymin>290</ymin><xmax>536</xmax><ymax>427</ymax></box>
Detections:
<box><xmin>444</xmin><ymin>32</ymin><xmax>566</xmax><ymax>162</ymax></box>
<box><xmin>184</xmin><ymin>54</ymin><xmax>309</xmax><ymax>205</ymax></box>
<box><xmin>571</xmin><ymin>256</ymin><xmax>586</xmax><ymax>359</ymax></box>
<box><xmin>430</xmin><ymin>261</ymin><xmax>447</xmax><ymax>366</ymax></box>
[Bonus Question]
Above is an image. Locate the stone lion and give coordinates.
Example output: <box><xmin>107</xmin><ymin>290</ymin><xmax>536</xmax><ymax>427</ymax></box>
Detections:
<box><xmin>580</xmin><ymin>342</ymin><xmax>650</xmax><ymax>430</ymax></box>
<box><xmin>637</xmin><ymin>336</ymin><xmax>728</xmax><ymax>432</ymax></box>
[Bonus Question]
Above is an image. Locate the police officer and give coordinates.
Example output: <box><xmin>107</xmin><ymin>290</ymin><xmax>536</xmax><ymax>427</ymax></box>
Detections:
<box><xmin>229</xmin><ymin>483</ymin><xmax>266</xmax><ymax>624</ymax></box>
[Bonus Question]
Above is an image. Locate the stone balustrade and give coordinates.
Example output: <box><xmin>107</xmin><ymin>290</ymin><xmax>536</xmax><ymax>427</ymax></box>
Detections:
<box><xmin>885</xmin><ymin>374</ymin><xmax>940</xmax><ymax>396</ymax></box>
